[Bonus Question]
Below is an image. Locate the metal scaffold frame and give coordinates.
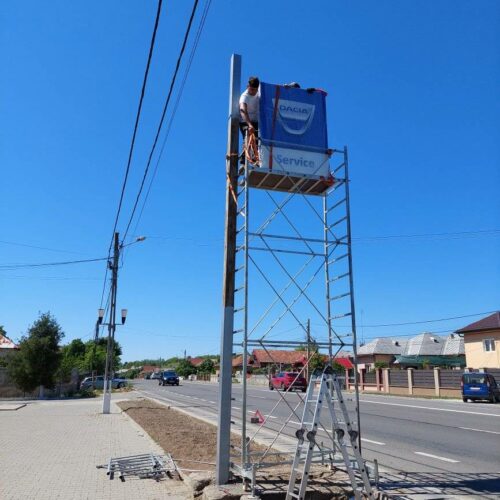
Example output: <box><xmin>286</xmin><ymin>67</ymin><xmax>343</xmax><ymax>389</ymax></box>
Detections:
<box><xmin>216</xmin><ymin>55</ymin><xmax>365</xmax><ymax>496</ymax></box>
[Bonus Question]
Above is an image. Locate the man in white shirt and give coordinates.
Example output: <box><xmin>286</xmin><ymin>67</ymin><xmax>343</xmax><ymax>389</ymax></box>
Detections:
<box><xmin>239</xmin><ymin>76</ymin><xmax>260</xmax><ymax>150</ymax></box>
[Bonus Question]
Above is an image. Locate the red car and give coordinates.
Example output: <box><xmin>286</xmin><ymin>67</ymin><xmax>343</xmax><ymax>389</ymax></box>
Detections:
<box><xmin>269</xmin><ymin>372</ymin><xmax>307</xmax><ymax>392</ymax></box>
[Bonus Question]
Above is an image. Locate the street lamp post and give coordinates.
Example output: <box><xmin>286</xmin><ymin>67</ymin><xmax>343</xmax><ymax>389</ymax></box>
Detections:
<box><xmin>98</xmin><ymin>233</ymin><xmax>145</xmax><ymax>414</ymax></box>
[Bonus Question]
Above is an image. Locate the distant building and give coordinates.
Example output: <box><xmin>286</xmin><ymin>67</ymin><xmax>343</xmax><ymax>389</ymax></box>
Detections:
<box><xmin>357</xmin><ymin>333</ymin><xmax>465</xmax><ymax>371</ymax></box>
<box><xmin>0</xmin><ymin>333</ymin><xmax>18</xmax><ymax>360</ymax></box>
<box><xmin>456</xmin><ymin>312</ymin><xmax>500</xmax><ymax>369</ymax></box>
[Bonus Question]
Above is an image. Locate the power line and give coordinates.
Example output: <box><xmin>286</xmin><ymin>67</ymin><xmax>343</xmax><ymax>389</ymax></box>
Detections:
<box><xmin>0</xmin><ymin>239</ymin><xmax>84</xmax><ymax>255</ymax></box>
<box><xmin>98</xmin><ymin>0</ymin><xmax>163</xmax><ymax>310</ymax></box>
<box><xmin>130</xmin><ymin>0</ymin><xmax>212</xmax><ymax>240</ymax></box>
<box><xmin>122</xmin><ymin>0</ymin><xmax>201</xmax><ymax>243</ymax></box>
<box><xmin>0</xmin><ymin>257</ymin><xmax>108</xmax><ymax>270</ymax></box>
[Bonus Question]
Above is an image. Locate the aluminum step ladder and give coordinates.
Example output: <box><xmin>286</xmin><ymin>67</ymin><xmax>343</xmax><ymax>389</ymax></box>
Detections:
<box><xmin>286</xmin><ymin>366</ymin><xmax>374</xmax><ymax>500</ymax></box>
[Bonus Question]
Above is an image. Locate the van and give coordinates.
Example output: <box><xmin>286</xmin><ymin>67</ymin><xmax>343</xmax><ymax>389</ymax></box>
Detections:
<box><xmin>461</xmin><ymin>372</ymin><xmax>500</xmax><ymax>403</ymax></box>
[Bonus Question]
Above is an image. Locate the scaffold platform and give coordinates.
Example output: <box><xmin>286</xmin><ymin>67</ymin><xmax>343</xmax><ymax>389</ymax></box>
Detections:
<box><xmin>244</xmin><ymin>165</ymin><xmax>334</xmax><ymax>195</ymax></box>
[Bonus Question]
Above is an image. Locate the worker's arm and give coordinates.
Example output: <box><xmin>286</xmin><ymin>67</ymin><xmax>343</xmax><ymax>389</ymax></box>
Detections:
<box><xmin>240</xmin><ymin>103</ymin><xmax>254</xmax><ymax>130</ymax></box>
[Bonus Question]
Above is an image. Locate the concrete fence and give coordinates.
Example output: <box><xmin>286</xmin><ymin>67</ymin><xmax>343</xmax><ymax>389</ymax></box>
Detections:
<box><xmin>0</xmin><ymin>368</ymin><xmax>79</xmax><ymax>399</ymax></box>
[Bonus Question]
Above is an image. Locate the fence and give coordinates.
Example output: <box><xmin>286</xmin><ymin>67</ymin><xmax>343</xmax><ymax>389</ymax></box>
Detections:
<box><xmin>349</xmin><ymin>367</ymin><xmax>500</xmax><ymax>398</ymax></box>
<box><xmin>0</xmin><ymin>368</ymin><xmax>78</xmax><ymax>399</ymax></box>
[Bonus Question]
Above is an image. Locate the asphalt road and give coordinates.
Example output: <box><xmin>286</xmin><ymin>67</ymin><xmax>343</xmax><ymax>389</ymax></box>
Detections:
<box><xmin>133</xmin><ymin>379</ymin><xmax>500</xmax><ymax>497</ymax></box>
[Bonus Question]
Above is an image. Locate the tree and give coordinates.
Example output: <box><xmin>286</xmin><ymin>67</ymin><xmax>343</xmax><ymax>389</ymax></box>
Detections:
<box><xmin>176</xmin><ymin>359</ymin><xmax>197</xmax><ymax>377</ymax></box>
<box><xmin>0</xmin><ymin>325</ymin><xmax>7</xmax><ymax>337</ymax></box>
<box><xmin>198</xmin><ymin>359</ymin><xmax>215</xmax><ymax>374</ymax></box>
<box><xmin>8</xmin><ymin>312</ymin><xmax>64</xmax><ymax>392</ymax></box>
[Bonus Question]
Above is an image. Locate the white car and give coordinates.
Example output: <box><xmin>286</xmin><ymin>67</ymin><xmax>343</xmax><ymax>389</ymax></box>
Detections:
<box><xmin>80</xmin><ymin>376</ymin><xmax>127</xmax><ymax>390</ymax></box>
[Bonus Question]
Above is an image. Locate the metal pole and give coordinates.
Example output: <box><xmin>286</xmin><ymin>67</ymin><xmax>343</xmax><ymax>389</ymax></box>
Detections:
<box><xmin>241</xmin><ymin>149</ymin><xmax>250</xmax><ymax>470</ymax></box>
<box><xmin>344</xmin><ymin>146</ymin><xmax>362</xmax><ymax>453</ymax></box>
<box><xmin>216</xmin><ymin>53</ymin><xmax>241</xmax><ymax>485</ymax></box>
<box><xmin>102</xmin><ymin>232</ymin><xmax>119</xmax><ymax>414</ymax></box>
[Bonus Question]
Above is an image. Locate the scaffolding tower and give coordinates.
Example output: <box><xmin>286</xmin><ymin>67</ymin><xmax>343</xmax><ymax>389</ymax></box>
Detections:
<box><xmin>216</xmin><ymin>55</ymin><xmax>365</xmax><ymax>496</ymax></box>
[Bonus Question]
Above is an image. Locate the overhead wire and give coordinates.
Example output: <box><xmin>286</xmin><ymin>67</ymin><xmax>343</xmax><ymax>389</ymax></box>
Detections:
<box><xmin>121</xmin><ymin>0</ymin><xmax>201</xmax><ymax>243</ymax></box>
<box><xmin>98</xmin><ymin>0</ymin><xmax>164</xmax><ymax>312</ymax></box>
<box><xmin>130</xmin><ymin>0</ymin><xmax>212</xmax><ymax>240</ymax></box>
<box><xmin>0</xmin><ymin>257</ymin><xmax>108</xmax><ymax>270</ymax></box>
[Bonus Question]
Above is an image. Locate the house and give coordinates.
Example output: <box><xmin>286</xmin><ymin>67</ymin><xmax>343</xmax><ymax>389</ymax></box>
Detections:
<box><xmin>231</xmin><ymin>349</ymin><xmax>353</xmax><ymax>374</ymax></box>
<box><xmin>138</xmin><ymin>364</ymin><xmax>161</xmax><ymax>378</ymax></box>
<box><xmin>0</xmin><ymin>333</ymin><xmax>18</xmax><ymax>360</ymax></box>
<box><xmin>357</xmin><ymin>333</ymin><xmax>465</xmax><ymax>371</ymax></box>
<box><xmin>456</xmin><ymin>312</ymin><xmax>500</xmax><ymax>369</ymax></box>
<box><xmin>357</xmin><ymin>338</ymin><xmax>407</xmax><ymax>371</ymax></box>
<box><xmin>187</xmin><ymin>357</ymin><xmax>206</xmax><ymax>368</ymax></box>
<box><xmin>394</xmin><ymin>333</ymin><xmax>465</xmax><ymax>368</ymax></box>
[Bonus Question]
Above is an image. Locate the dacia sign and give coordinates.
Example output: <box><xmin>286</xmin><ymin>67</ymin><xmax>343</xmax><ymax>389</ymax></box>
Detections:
<box><xmin>259</xmin><ymin>83</ymin><xmax>329</xmax><ymax>177</ymax></box>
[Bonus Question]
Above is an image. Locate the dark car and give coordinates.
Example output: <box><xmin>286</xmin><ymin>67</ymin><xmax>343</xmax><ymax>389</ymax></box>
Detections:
<box><xmin>269</xmin><ymin>372</ymin><xmax>307</xmax><ymax>392</ymax></box>
<box><xmin>462</xmin><ymin>372</ymin><xmax>500</xmax><ymax>403</ymax></box>
<box><xmin>160</xmin><ymin>370</ymin><xmax>180</xmax><ymax>386</ymax></box>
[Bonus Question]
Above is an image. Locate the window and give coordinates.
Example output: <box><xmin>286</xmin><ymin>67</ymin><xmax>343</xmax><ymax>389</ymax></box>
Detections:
<box><xmin>483</xmin><ymin>339</ymin><xmax>496</xmax><ymax>352</ymax></box>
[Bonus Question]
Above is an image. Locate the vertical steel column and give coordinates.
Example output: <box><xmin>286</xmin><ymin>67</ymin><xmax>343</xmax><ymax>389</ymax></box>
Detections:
<box><xmin>343</xmin><ymin>146</ymin><xmax>362</xmax><ymax>453</ymax></box>
<box><xmin>323</xmin><ymin>193</ymin><xmax>334</xmax><ymax>364</ymax></box>
<box><xmin>217</xmin><ymin>54</ymin><xmax>241</xmax><ymax>485</ymax></box>
<box><xmin>241</xmin><ymin>159</ymin><xmax>250</xmax><ymax>469</ymax></box>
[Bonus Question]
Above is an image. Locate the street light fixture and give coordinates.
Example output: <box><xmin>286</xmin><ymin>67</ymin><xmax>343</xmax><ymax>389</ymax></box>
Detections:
<box><xmin>97</xmin><ymin>309</ymin><xmax>105</xmax><ymax>325</ymax></box>
<box><xmin>121</xmin><ymin>309</ymin><xmax>128</xmax><ymax>325</ymax></box>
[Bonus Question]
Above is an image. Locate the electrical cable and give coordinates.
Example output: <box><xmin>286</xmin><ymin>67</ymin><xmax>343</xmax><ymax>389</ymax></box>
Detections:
<box><xmin>98</xmin><ymin>0</ymin><xmax>163</xmax><ymax>310</ymax></box>
<box><xmin>129</xmin><ymin>0</ymin><xmax>212</xmax><ymax>241</ymax></box>
<box><xmin>121</xmin><ymin>0</ymin><xmax>201</xmax><ymax>243</ymax></box>
<box><xmin>0</xmin><ymin>257</ymin><xmax>108</xmax><ymax>270</ymax></box>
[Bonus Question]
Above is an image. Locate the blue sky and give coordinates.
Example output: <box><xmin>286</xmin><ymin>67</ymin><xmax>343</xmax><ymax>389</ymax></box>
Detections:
<box><xmin>1</xmin><ymin>1</ymin><xmax>498</xmax><ymax>362</ymax></box>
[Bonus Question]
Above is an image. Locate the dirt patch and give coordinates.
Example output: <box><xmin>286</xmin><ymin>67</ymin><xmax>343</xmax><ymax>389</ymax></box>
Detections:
<box><xmin>118</xmin><ymin>398</ymin><xmax>256</xmax><ymax>471</ymax></box>
<box><xmin>117</xmin><ymin>398</ymin><xmax>353</xmax><ymax>498</ymax></box>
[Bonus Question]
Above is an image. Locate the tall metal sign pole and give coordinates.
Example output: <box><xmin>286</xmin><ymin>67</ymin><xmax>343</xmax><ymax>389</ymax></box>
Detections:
<box><xmin>216</xmin><ymin>53</ymin><xmax>241</xmax><ymax>485</ymax></box>
<box><xmin>102</xmin><ymin>232</ymin><xmax>119</xmax><ymax>414</ymax></box>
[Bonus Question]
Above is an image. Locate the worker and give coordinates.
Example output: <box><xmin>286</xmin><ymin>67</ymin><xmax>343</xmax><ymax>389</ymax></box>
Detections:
<box><xmin>239</xmin><ymin>76</ymin><xmax>260</xmax><ymax>148</ymax></box>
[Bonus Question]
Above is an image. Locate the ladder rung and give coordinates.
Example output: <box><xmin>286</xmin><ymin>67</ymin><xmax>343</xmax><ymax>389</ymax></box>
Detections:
<box><xmin>329</xmin><ymin>215</ymin><xmax>347</xmax><ymax>228</ymax></box>
<box><xmin>233</xmin><ymin>329</ymin><xmax>243</xmax><ymax>334</ymax></box>
<box><xmin>288</xmin><ymin>493</ymin><xmax>300</xmax><ymax>499</ymax></box>
<box><xmin>327</xmin><ymin>253</ymin><xmax>348</xmax><ymax>265</ymax></box>
<box><xmin>331</xmin><ymin>291</ymin><xmax>351</xmax><ymax>301</ymax></box>
<box><xmin>329</xmin><ymin>312</ymin><xmax>352</xmax><ymax>320</ymax></box>
<box><xmin>328</xmin><ymin>272</ymin><xmax>349</xmax><ymax>283</ymax></box>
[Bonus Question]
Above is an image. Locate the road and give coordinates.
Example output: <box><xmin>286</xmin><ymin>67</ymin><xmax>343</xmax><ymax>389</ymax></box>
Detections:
<box><xmin>133</xmin><ymin>379</ymin><xmax>500</xmax><ymax>497</ymax></box>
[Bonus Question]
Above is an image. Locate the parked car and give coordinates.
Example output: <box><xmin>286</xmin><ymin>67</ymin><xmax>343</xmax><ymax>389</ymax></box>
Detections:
<box><xmin>269</xmin><ymin>372</ymin><xmax>307</xmax><ymax>392</ymax></box>
<box><xmin>151</xmin><ymin>372</ymin><xmax>162</xmax><ymax>380</ymax></box>
<box><xmin>160</xmin><ymin>370</ymin><xmax>180</xmax><ymax>386</ymax></box>
<box><xmin>462</xmin><ymin>372</ymin><xmax>500</xmax><ymax>403</ymax></box>
<box><xmin>80</xmin><ymin>376</ymin><xmax>127</xmax><ymax>390</ymax></box>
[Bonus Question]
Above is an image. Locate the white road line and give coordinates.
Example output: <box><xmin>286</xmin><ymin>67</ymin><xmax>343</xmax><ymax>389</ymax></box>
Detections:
<box><xmin>459</xmin><ymin>426</ymin><xmax>500</xmax><ymax>435</ymax></box>
<box><xmin>232</xmin><ymin>406</ymin><xmax>241</xmax><ymax>410</ymax></box>
<box><xmin>361</xmin><ymin>399</ymin><xmax>500</xmax><ymax>417</ymax></box>
<box><xmin>414</xmin><ymin>451</ymin><xmax>460</xmax><ymax>463</ymax></box>
<box><xmin>289</xmin><ymin>420</ymin><xmax>301</xmax><ymax>425</ymax></box>
<box><xmin>361</xmin><ymin>438</ymin><xmax>386</xmax><ymax>446</ymax></box>
<box><xmin>265</xmin><ymin>415</ymin><xmax>278</xmax><ymax>419</ymax></box>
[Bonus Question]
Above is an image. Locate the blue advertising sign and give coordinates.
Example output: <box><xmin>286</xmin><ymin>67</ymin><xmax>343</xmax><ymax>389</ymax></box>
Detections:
<box><xmin>259</xmin><ymin>83</ymin><xmax>328</xmax><ymax>152</ymax></box>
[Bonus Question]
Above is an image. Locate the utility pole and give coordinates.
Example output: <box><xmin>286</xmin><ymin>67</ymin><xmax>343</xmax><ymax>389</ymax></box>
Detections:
<box><xmin>216</xmin><ymin>53</ymin><xmax>241</xmax><ymax>485</ymax></box>
<box><xmin>103</xmin><ymin>232</ymin><xmax>120</xmax><ymax>414</ymax></box>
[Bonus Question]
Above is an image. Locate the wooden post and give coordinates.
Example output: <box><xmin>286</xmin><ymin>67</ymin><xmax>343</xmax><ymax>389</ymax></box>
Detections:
<box><xmin>434</xmin><ymin>367</ymin><xmax>441</xmax><ymax>397</ymax></box>
<box><xmin>408</xmin><ymin>368</ymin><xmax>414</xmax><ymax>395</ymax></box>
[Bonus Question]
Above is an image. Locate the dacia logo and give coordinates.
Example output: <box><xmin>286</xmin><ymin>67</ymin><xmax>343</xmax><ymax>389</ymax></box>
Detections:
<box><xmin>272</xmin><ymin>99</ymin><xmax>315</xmax><ymax>135</ymax></box>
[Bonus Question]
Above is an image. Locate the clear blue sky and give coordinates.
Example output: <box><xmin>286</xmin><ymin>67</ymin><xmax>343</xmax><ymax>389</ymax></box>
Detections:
<box><xmin>1</xmin><ymin>1</ymin><xmax>498</xmax><ymax>362</ymax></box>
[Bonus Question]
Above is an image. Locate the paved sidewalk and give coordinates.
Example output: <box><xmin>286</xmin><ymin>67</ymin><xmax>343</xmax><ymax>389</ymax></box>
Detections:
<box><xmin>0</xmin><ymin>395</ymin><xmax>190</xmax><ymax>499</ymax></box>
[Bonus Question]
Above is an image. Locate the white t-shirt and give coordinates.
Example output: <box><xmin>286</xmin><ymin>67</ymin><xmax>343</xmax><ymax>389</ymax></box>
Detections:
<box><xmin>239</xmin><ymin>89</ymin><xmax>260</xmax><ymax>123</ymax></box>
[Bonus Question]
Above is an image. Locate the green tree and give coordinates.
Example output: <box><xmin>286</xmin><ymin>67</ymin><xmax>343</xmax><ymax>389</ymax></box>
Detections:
<box><xmin>176</xmin><ymin>359</ymin><xmax>197</xmax><ymax>377</ymax></box>
<box><xmin>198</xmin><ymin>359</ymin><xmax>215</xmax><ymax>374</ymax></box>
<box><xmin>0</xmin><ymin>325</ymin><xmax>7</xmax><ymax>337</ymax></box>
<box><xmin>8</xmin><ymin>312</ymin><xmax>64</xmax><ymax>392</ymax></box>
<box><xmin>83</xmin><ymin>338</ymin><xmax>121</xmax><ymax>374</ymax></box>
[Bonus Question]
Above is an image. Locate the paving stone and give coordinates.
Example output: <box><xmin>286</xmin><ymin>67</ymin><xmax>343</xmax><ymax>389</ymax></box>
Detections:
<box><xmin>0</xmin><ymin>397</ymin><xmax>190</xmax><ymax>499</ymax></box>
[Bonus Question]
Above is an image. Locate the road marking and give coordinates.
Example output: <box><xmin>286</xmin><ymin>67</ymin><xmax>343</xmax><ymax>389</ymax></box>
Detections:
<box><xmin>265</xmin><ymin>415</ymin><xmax>277</xmax><ymax>419</ymax></box>
<box><xmin>232</xmin><ymin>406</ymin><xmax>241</xmax><ymax>410</ymax></box>
<box><xmin>289</xmin><ymin>420</ymin><xmax>301</xmax><ymax>425</ymax></box>
<box><xmin>414</xmin><ymin>451</ymin><xmax>460</xmax><ymax>463</ymax></box>
<box><xmin>459</xmin><ymin>426</ymin><xmax>500</xmax><ymax>435</ymax></box>
<box><xmin>361</xmin><ymin>438</ymin><xmax>386</xmax><ymax>445</ymax></box>
<box><xmin>361</xmin><ymin>399</ymin><xmax>500</xmax><ymax>417</ymax></box>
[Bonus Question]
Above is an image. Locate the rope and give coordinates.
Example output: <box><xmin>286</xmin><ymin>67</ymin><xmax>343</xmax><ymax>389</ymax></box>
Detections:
<box><xmin>244</xmin><ymin>127</ymin><xmax>260</xmax><ymax>165</ymax></box>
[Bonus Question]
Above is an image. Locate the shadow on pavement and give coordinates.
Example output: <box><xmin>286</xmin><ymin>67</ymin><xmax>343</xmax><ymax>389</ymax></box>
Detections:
<box><xmin>378</xmin><ymin>471</ymin><xmax>500</xmax><ymax>497</ymax></box>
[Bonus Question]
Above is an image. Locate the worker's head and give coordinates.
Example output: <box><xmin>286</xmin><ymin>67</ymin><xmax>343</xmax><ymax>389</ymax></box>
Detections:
<box><xmin>247</xmin><ymin>76</ymin><xmax>260</xmax><ymax>95</ymax></box>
